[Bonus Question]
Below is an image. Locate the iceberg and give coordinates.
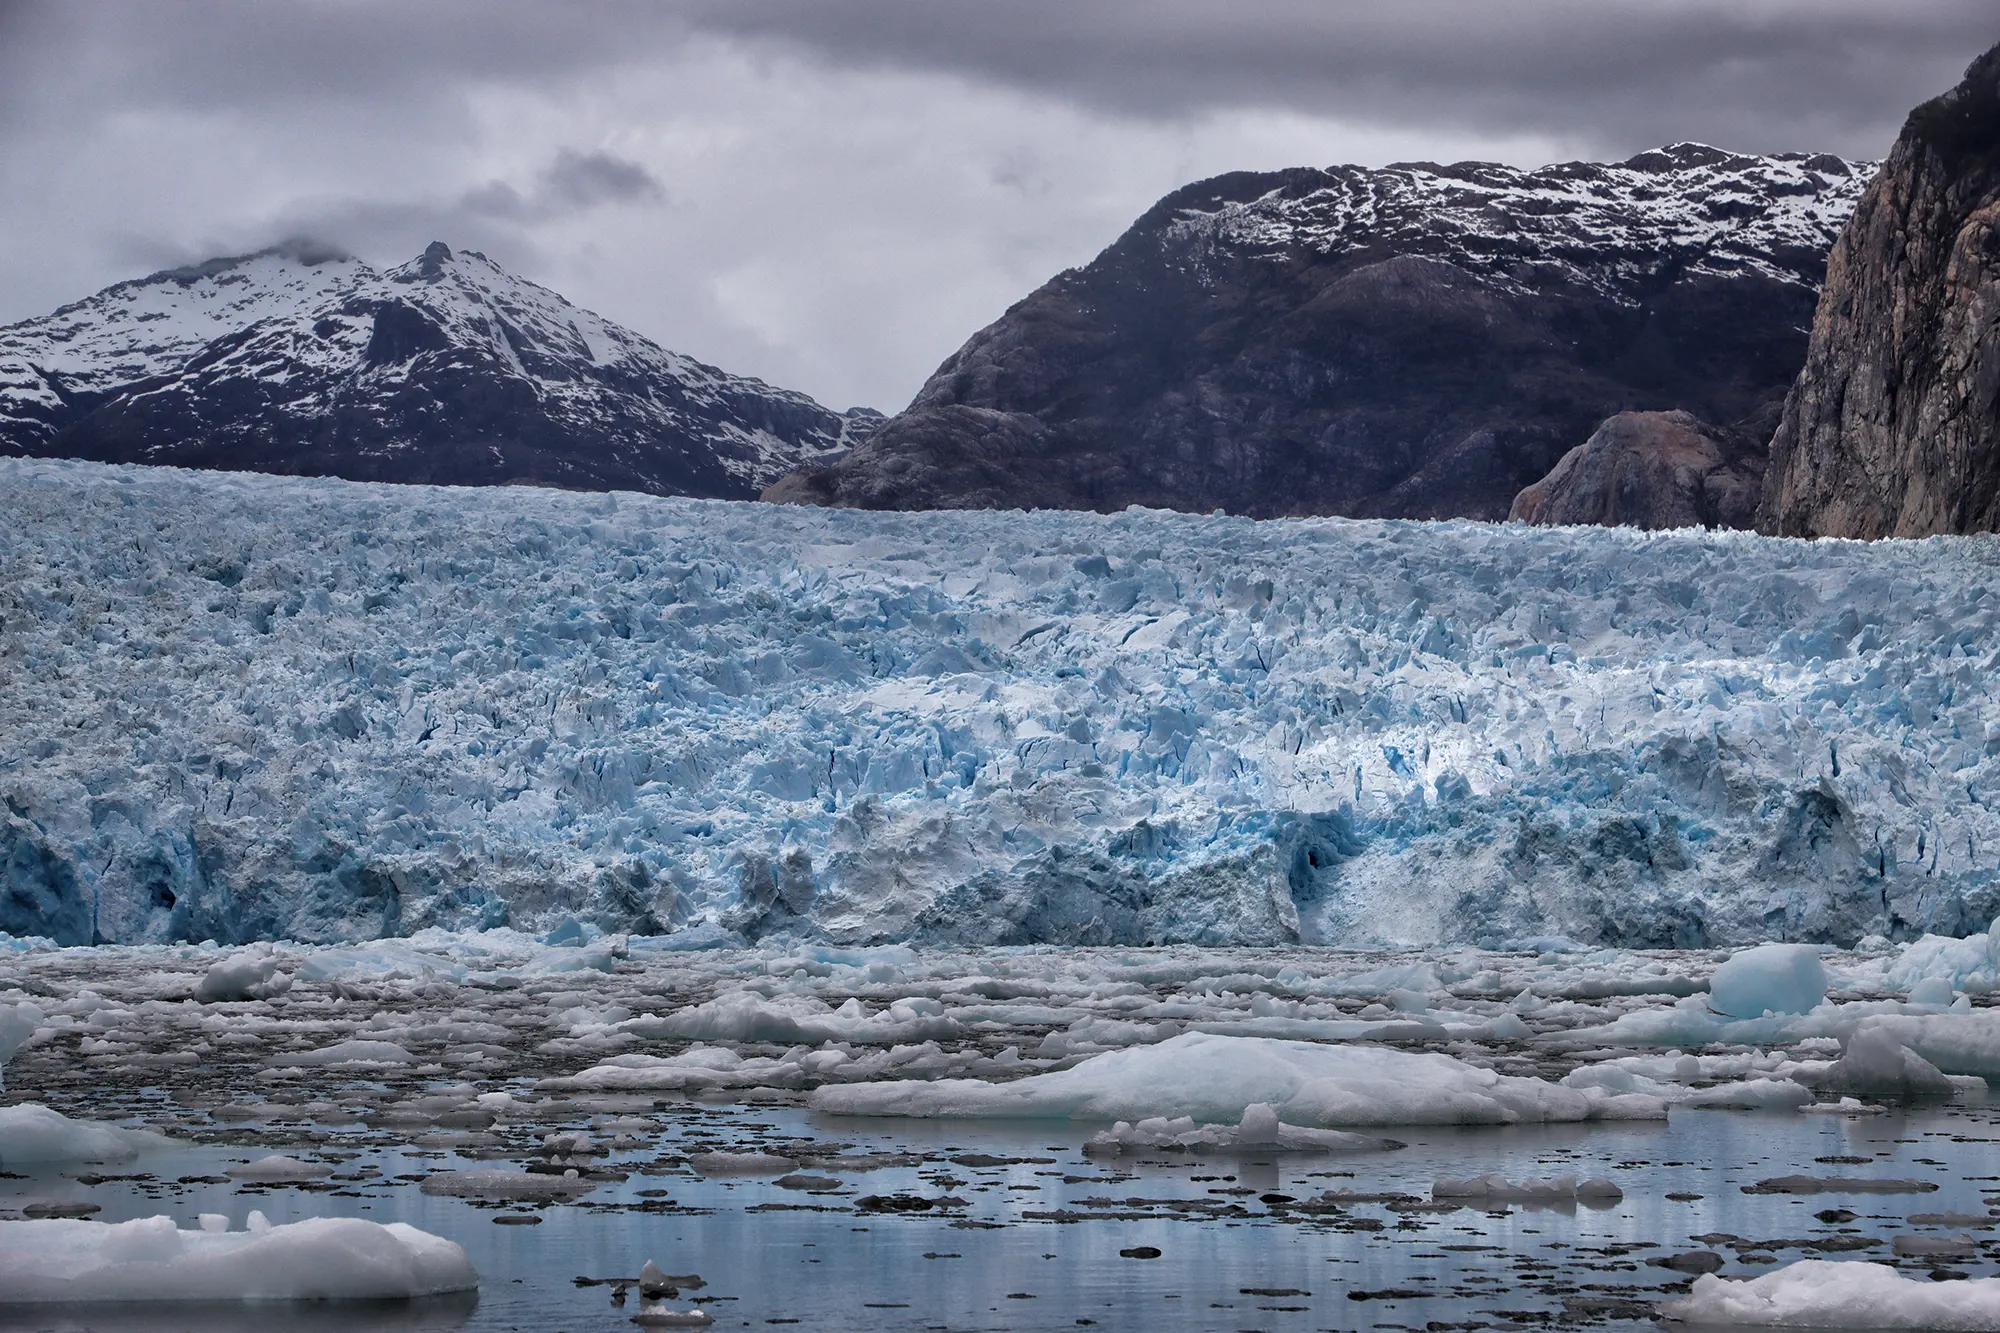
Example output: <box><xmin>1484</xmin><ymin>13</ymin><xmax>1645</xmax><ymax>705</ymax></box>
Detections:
<box><xmin>1708</xmin><ymin>943</ymin><xmax>1828</xmax><ymax>1018</ymax></box>
<box><xmin>0</xmin><ymin>1214</ymin><xmax>476</xmax><ymax>1303</ymax></box>
<box><xmin>0</xmin><ymin>1103</ymin><xmax>176</xmax><ymax>1165</ymax></box>
<box><xmin>808</xmin><ymin>1030</ymin><xmax>1666</xmax><ymax>1126</ymax></box>
<box><xmin>1659</xmin><ymin>1260</ymin><xmax>2000</xmax><ymax>1329</ymax></box>
<box><xmin>1082</xmin><ymin>1103</ymin><xmax>1399</xmax><ymax>1155</ymax></box>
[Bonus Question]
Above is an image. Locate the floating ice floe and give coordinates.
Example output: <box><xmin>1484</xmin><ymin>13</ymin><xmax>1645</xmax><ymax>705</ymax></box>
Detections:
<box><xmin>0</xmin><ymin>1214</ymin><xmax>476</xmax><ymax>1303</ymax></box>
<box><xmin>631</xmin><ymin>1309</ymin><xmax>714</xmax><ymax>1328</ymax></box>
<box><xmin>417</xmin><ymin>1169</ymin><xmax>597</xmax><ymax>1201</ymax></box>
<box><xmin>1082</xmin><ymin>1102</ymin><xmax>1399</xmax><ymax>1155</ymax></box>
<box><xmin>195</xmin><ymin>946</ymin><xmax>293</xmax><ymax>1002</ymax></box>
<box><xmin>0</xmin><ymin>1103</ymin><xmax>176</xmax><ymax>1166</ymax></box>
<box><xmin>1658</xmin><ymin>1260</ymin><xmax>2000</xmax><ymax>1329</ymax></box>
<box><xmin>1432</xmin><ymin>1173</ymin><xmax>1623</xmax><ymax>1204</ymax></box>
<box><xmin>1884</xmin><ymin>918</ymin><xmax>2000</xmax><ymax>994</ymax></box>
<box><xmin>639</xmin><ymin>991</ymin><xmax>960</xmax><ymax>1045</ymax></box>
<box><xmin>224</xmin><ymin>1154</ymin><xmax>333</xmax><ymax>1182</ymax></box>
<box><xmin>810</xmin><ymin>1031</ymin><xmax>1666</xmax><ymax>1126</ymax></box>
<box><xmin>1707</xmin><ymin>944</ymin><xmax>1828</xmax><ymax>1019</ymax></box>
<box><xmin>685</xmin><ymin>1152</ymin><xmax>798</xmax><ymax>1176</ymax></box>
<box><xmin>1563</xmin><ymin>998</ymin><xmax>2000</xmax><ymax>1083</ymax></box>
<box><xmin>268</xmin><ymin>1039</ymin><xmax>420</xmax><ymax>1067</ymax></box>
<box><xmin>1803</xmin><ymin>1025</ymin><xmax>1958</xmax><ymax>1098</ymax></box>
<box><xmin>1801</xmin><ymin>1097</ymin><xmax>1887</xmax><ymax>1115</ymax></box>
<box><xmin>0</xmin><ymin>1001</ymin><xmax>42</xmax><ymax>1092</ymax></box>
<box><xmin>1681</xmin><ymin>1078</ymin><xmax>1816</xmax><ymax>1112</ymax></box>
<box><xmin>1740</xmin><ymin>1175</ymin><xmax>1939</xmax><ymax>1195</ymax></box>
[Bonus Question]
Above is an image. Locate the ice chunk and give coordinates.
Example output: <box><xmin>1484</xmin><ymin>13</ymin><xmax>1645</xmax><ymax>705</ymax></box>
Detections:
<box><xmin>0</xmin><ymin>1214</ymin><xmax>476</xmax><ymax>1302</ymax></box>
<box><xmin>651</xmin><ymin>991</ymin><xmax>959</xmax><ymax>1045</ymax></box>
<box><xmin>810</xmin><ymin>1031</ymin><xmax>1666</xmax><ymax>1126</ymax></box>
<box><xmin>1848</xmin><ymin>1014</ymin><xmax>2000</xmax><ymax>1079</ymax></box>
<box><xmin>1908</xmin><ymin>976</ymin><xmax>1958</xmax><ymax>1007</ymax></box>
<box><xmin>417</xmin><ymin>1169</ymin><xmax>596</xmax><ymax>1200</ymax></box>
<box><xmin>1082</xmin><ymin>1103</ymin><xmax>1399</xmax><ymax>1156</ymax></box>
<box><xmin>1659</xmin><ymin>1259</ymin><xmax>2000</xmax><ymax>1328</ymax></box>
<box><xmin>685</xmin><ymin>1152</ymin><xmax>797</xmax><ymax>1176</ymax></box>
<box><xmin>1682</xmin><ymin>1078</ymin><xmax>1815</xmax><ymax>1111</ymax></box>
<box><xmin>1432</xmin><ymin>1173</ymin><xmax>1622</xmax><ymax>1203</ymax></box>
<box><xmin>195</xmin><ymin>946</ymin><xmax>292</xmax><ymax>1002</ymax></box>
<box><xmin>1886</xmin><ymin>917</ymin><xmax>2000</xmax><ymax>994</ymax></box>
<box><xmin>1708</xmin><ymin>944</ymin><xmax>1827</xmax><ymax>1019</ymax></box>
<box><xmin>268</xmin><ymin>1039</ymin><xmax>419</xmax><ymax>1066</ymax></box>
<box><xmin>224</xmin><ymin>1154</ymin><xmax>333</xmax><ymax>1182</ymax></box>
<box><xmin>1808</xmin><ymin>1026</ymin><xmax>1958</xmax><ymax>1099</ymax></box>
<box><xmin>0</xmin><ymin>1002</ymin><xmax>43</xmax><ymax>1090</ymax></box>
<box><xmin>1237</xmin><ymin>1101</ymin><xmax>1280</xmax><ymax>1144</ymax></box>
<box><xmin>1801</xmin><ymin>1096</ymin><xmax>1887</xmax><ymax>1115</ymax></box>
<box><xmin>1741</xmin><ymin>1175</ymin><xmax>1939</xmax><ymax>1195</ymax></box>
<box><xmin>0</xmin><ymin>1103</ymin><xmax>176</xmax><ymax>1165</ymax></box>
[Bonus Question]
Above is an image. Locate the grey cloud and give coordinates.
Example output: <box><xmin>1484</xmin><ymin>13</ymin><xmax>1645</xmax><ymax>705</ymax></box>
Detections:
<box><xmin>672</xmin><ymin>0</ymin><xmax>1996</xmax><ymax>158</ymax></box>
<box><xmin>7</xmin><ymin>2</ymin><xmax>1992</xmax><ymax>159</ymax></box>
<box><xmin>539</xmin><ymin>149</ymin><xmax>667</xmax><ymax>210</ymax></box>
<box><xmin>460</xmin><ymin>150</ymin><xmax>666</xmax><ymax>223</ymax></box>
<box><xmin>79</xmin><ymin>148</ymin><xmax>664</xmax><ymax>292</ymax></box>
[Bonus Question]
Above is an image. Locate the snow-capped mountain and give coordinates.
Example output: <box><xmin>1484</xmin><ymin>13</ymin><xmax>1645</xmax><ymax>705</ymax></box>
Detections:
<box><xmin>1167</xmin><ymin>143</ymin><xmax>1863</xmax><ymax>295</ymax></box>
<box><xmin>771</xmin><ymin>143</ymin><xmax>1872</xmax><ymax>520</ymax></box>
<box><xmin>0</xmin><ymin>241</ymin><xmax>879</xmax><ymax>497</ymax></box>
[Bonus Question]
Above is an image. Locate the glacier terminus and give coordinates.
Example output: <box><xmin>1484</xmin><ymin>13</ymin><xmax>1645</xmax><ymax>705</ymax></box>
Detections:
<box><xmin>4</xmin><ymin>457</ymin><xmax>1996</xmax><ymax>950</ymax></box>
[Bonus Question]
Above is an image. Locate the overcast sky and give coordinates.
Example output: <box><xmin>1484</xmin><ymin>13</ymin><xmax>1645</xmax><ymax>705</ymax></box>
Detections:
<box><xmin>0</xmin><ymin>2</ymin><xmax>1991</xmax><ymax>413</ymax></box>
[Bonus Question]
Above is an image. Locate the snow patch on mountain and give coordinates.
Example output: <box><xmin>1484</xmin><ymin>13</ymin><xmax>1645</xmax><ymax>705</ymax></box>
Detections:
<box><xmin>0</xmin><ymin>243</ymin><xmax>871</xmax><ymax>496</ymax></box>
<box><xmin>0</xmin><ymin>244</ymin><xmax>369</xmax><ymax>393</ymax></box>
<box><xmin>1166</xmin><ymin>143</ymin><xmax>1871</xmax><ymax>300</ymax></box>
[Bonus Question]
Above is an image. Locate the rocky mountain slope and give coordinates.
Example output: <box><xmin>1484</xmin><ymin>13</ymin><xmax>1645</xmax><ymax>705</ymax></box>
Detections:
<box><xmin>1758</xmin><ymin>44</ymin><xmax>2000</xmax><ymax>538</ymax></box>
<box><xmin>1510</xmin><ymin>410</ymin><xmax>1765</xmax><ymax>530</ymax></box>
<box><xmin>0</xmin><ymin>241</ymin><xmax>877</xmax><ymax>498</ymax></box>
<box><xmin>769</xmin><ymin>145</ymin><xmax>1869</xmax><ymax>520</ymax></box>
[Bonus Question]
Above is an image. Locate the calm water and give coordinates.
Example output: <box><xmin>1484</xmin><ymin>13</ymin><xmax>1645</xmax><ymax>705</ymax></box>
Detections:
<box><xmin>4</xmin><ymin>1094</ymin><xmax>1998</xmax><ymax>1333</ymax></box>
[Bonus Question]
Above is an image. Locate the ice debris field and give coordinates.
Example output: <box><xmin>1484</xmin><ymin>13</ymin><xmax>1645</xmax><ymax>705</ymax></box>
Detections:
<box><xmin>7</xmin><ymin>456</ymin><xmax>2000</xmax><ymax>949</ymax></box>
<box><xmin>8</xmin><ymin>932</ymin><xmax>2000</xmax><ymax>1325</ymax></box>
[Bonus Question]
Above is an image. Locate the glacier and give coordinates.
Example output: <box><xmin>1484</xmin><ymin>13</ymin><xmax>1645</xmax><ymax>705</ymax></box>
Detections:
<box><xmin>4</xmin><ymin>455</ymin><xmax>2000</xmax><ymax>948</ymax></box>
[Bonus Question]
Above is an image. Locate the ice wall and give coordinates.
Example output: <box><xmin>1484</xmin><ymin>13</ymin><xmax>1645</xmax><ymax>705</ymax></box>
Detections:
<box><xmin>4</xmin><ymin>457</ymin><xmax>1999</xmax><ymax>948</ymax></box>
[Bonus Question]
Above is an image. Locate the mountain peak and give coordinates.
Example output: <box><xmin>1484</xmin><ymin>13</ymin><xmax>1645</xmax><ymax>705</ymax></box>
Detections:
<box><xmin>416</xmin><ymin>240</ymin><xmax>454</xmax><ymax>278</ymax></box>
<box><xmin>0</xmin><ymin>243</ymin><xmax>876</xmax><ymax>498</ymax></box>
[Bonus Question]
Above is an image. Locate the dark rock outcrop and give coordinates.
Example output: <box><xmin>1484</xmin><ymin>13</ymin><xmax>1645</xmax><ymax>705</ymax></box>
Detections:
<box><xmin>0</xmin><ymin>241</ymin><xmax>880</xmax><ymax>498</ymax></box>
<box><xmin>771</xmin><ymin>145</ymin><xmax>1868</xmax><ymax>519</ymax></box>
<box><xmin>1510</xmin><ymin>410</ymin><xmax>1764</xmax><ymax>529</ymax></box>
<box><xmin>1760</xmin><ymin>44</ymin><xmax>2000</xmax><ymax>537</ymax></box>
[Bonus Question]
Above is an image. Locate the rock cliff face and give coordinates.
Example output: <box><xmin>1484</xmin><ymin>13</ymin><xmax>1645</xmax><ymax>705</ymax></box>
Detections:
<box><xmin>770</xmin><ymin>145</ymin><xmax>1868</xmax><ymax>520</ymax></box>
<box><xmin>0</xmin><ymin>241</ymin><xmax>878</xmax><ymax>498</ymax></box>
<box><xmin>1759</xmin><ymin>45</ymin><xmax>2000</xmax><ymax>538</ymax></box>
<box><xmin>1511</xmin><ymin>410</ymin><xmax>1764</xmax><ymax>530</ymax></box>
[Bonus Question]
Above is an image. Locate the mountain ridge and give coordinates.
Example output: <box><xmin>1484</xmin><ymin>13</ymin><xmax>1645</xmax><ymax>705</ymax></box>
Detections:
<box><xmin>769</xmin><ymin>142</ymin><xmax>1871</xmax><ymax>520</ymax></box>
<box><xmin>0</xmin><ymin>241</ymin><xmax>879</xmax><ymax>499</ymax></box>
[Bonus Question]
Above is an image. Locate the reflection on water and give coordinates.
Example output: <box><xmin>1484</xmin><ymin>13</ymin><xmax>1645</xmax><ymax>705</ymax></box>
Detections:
<box><xmin>3</xmin><ymin>1099</ymin><xmax>1998</xmax><ymax>1332</ymax></box>
<box><xmin>0</xmin><ymin>1293</ymin><xmax>479</xmax><ymax>1333</ymax></box>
